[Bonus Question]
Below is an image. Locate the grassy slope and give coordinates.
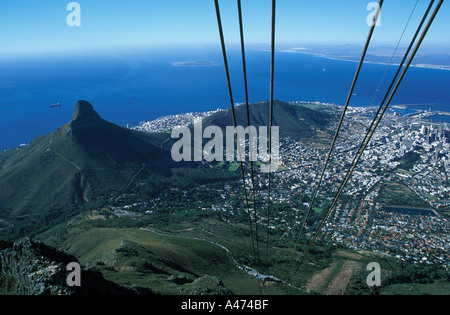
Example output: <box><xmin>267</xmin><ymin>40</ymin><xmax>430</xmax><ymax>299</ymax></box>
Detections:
<box><xmin>43</xmin><ymin>211</ymin><xmax>450</xmax><ymax>295</ymax></box>
<box><xmin>376</xmin><ymin>180</ymin><xmax>431</xmax><ymax>209</ymax></box>
<box><xmin>0</xmin><ymin>102</ymin><xmax>187</xmax><ymax>224</ymax></box>
<box><xmin>380</xmin><ymin>280</ymin><xmax>450</xmax><ymax>295</ymax></box>
<box><xmin>0</xmin><ymin>100</ymin><xmax>331</xmax><ymax>222</ymax></box>
<box><xmin>203</xmin><ymin>101</ymin><xmax>333</xmax><ymax>145</ymax></box>
<box><xmin>60</xmin><ymin>227</ymin><xmax>293</xmax><ymax>295</ymax></box>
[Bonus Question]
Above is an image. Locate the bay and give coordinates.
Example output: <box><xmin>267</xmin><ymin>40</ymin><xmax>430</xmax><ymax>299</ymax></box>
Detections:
<box><xmin>0</xmin><ymin>47</ymin><xmax>449</xmax><ymax>151</ymax></box>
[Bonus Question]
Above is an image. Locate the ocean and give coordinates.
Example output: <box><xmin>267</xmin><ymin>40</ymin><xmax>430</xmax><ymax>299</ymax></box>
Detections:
<box><xmin>1</xmin><ymin>47</ymin><xmax>449</xmax><ymax>151</ymax></box>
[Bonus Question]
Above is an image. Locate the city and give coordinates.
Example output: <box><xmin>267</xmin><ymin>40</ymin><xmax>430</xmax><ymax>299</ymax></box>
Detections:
<box><xmin>124</xmin><ymin>102</ymin><xmax>450</xmax><ymax>268</ymax></box>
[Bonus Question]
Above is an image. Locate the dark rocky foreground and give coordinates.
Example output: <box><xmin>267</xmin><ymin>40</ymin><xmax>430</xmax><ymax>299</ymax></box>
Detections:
<box><xmin>0</xmin><ymin>238</ymin><xmax>233</xmax><ymax>295</ymax></box>
<box><xmin>0</xmin><ymin>238</ymin><xmax>149</xmax><ymax>295</ymax></box>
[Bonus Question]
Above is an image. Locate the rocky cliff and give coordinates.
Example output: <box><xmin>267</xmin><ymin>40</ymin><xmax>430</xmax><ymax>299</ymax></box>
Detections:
<box><xmin>0</xmin><ymin>238</ymin><xmax>151</xmax><ymax>295</ymax></box>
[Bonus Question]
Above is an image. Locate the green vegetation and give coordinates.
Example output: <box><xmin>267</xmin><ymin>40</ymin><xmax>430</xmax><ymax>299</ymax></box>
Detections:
<box><xmin>347</xmin><ymin>258</ymin><xmax>450</xmax><ymax>295</ymax></box>
<box><xmin>57</xmin><ymin>227</ymin><xmax>299</xmax><ymax>295</ymax></box>
<box><xmin>202</xmin><ymin>100</ymin><xmax>334</xmax><ymax>147</ymax></box>
<box><xmin>1</xmin><ymin>100</ymin><xmax>448</xmax><ymax>295</ymax></box>
<box><xmin>376</xmin><ymin>180</ymin><xmax>431</xmax><ymax>209</ymax></box>
<box><xmin>395</xmin><ymin>152</ymin><xmax>422</xmax><ymax>171</ymax></box>
<box><xmin>380</xmin><ymin>280</ymin><xmax>450</xmax><ymax>295</ymax></box>
<box><xmin>386</xmin><ymin>263</ymin><xmax>450</xmax><ymax>285</ymax></box>
<box><xmin>0</xmin><ymin>100</ymin><xmax>333</xmax><ymax>241</ymax></box>
<box><xmin>0</xmin><ymin>101</ymin><xmax>191</xmax><ymax>240</ymax></box>
<box><xmin>228</xmin><ymin>163</ymin><xmax>240</xmax><ymax>172</ymax></box>
<box><xmin>312</xmin><ymin>207</ymin><xmax>322</xmax><ymax>213</ymax></box>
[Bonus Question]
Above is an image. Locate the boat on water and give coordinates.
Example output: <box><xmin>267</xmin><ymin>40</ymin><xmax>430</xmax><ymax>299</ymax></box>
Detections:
<box><xmin>49</xmin><ymin>103</ymin><xmax>62</xmax><ymax>108</ymax></box>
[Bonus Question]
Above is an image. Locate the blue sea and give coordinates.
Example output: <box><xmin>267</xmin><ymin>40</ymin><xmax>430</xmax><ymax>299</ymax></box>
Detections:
<box><xmin>1</xmin><ymin>47</ymin><xmax>449</xmax><ymax>151</ymax></box>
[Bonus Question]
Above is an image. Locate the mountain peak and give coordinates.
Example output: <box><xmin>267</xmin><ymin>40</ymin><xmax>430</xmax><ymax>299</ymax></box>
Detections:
<box><xmin>71</xmin><ymin>100</ymin><xmax>101</xmax><ymax>121</ymax></box>
<box><xmin>70</xmin><ymin>100</ymin><xmax>103</xmax><ymax>130</ymax></box>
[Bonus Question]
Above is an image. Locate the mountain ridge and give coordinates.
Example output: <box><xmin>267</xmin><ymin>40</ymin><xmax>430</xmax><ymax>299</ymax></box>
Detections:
<box><xmin>159</xmin><ymin>100</ymin><xmax>334</xmax><ymax>152</ymax></box>
<box><xmin>0</xmin><ymin>100</ymin><xmax>187</xmax><ymax>223</ymax></box>
<box><xmin>0</xmin><ymin>99</ymin><xmax>333</xmax><ymax>239</ymax></box>
<box><xmin>203</xmin><ymin>100</ymin><xmax>333</xmax><ymax>142</ymax></box>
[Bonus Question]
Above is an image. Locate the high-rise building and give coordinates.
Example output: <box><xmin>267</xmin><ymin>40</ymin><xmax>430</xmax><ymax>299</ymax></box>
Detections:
<box><xmin>421</xmin><ymin>125</ymin><xmax>428</xmax><ymax>135</ymax></box>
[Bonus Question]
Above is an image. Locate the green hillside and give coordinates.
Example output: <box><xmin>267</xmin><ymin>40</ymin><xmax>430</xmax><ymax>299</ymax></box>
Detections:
<box><xmin>157</xmin><ymin>100</ymin><xmax>335</xmax><ymax>159</ymax></box>
<box><xmin>0</xmin><ymin>101</ymin><xmax>193</xmax><ymax>238</ymax></box>
<box><xmin>58</xmin><ymin>227</ymin><xmax>270</xmax><ymax>295</ymax></box>
<box><xmin>200</xmin><ymin>100</ymin><xmax>333</xmax><ymax>146</ymax></box>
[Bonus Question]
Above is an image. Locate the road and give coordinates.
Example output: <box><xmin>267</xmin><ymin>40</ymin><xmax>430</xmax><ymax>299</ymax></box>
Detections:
<box><xmin>139</xmin><ymin>227</ymin><xmax>308</xmax><ymax>294</ymax></box>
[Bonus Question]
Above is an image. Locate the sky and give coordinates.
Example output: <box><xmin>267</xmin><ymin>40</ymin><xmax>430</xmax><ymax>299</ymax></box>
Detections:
<box><xmin>0</xmin><ymin>0</ymin><xmax>449</xmax><ymax>56</ymax></box>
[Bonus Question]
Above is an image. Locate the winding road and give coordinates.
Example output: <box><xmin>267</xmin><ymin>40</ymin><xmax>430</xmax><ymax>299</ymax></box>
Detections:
<box><xmin>139</xmin><ymin>227</ymin><xmax>307</xmax><ymax>294</ymax></box>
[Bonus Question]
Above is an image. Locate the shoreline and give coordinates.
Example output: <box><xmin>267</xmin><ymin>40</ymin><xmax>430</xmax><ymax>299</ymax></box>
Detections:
<box><xmin>2</xmin><ymin>100</ymin><xmax>449</xmax><ymax>152</ymax></box>
<box><xmin>172</xmin><ymin>61</ymin><xmax>219</xmax><ymax>67</ymax></box>
<box><xmin>279</xmin><ymin>49</ymin><xmax>450</xmax><ymax>72</ymax></box>
<box><xmin>130</xmin><ymin>100</ymin><xmax>450</xmax><ymax>135</ymax></box>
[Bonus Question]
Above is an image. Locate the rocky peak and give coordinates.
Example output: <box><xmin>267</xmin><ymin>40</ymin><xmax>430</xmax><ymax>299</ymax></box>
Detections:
<box><xmin>69</xmin><ymin>100</ymin><xmax>103</xmax><ymax>130</ymax></box>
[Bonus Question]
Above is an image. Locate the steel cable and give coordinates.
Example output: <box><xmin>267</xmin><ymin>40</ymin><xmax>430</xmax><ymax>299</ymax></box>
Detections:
<box><xmin>237</xmin><ymin>0</ymin><xmax>260</xmax><ymax>263</ymax></box>
<box><xmin>214</xmin><ymin>0</ymin><xmax>257</xmax><ymax>259</ymax></box>
<box><xmin>288</xmin><ymin>0</ymin><xmax>443</xmax><ymax>281</ymax></box>
<box><xmin>266</xmin><ymin>0</ymin><xmax>277</xmax><ymax>263</ymax></box>
<box><xmin>287</xmin><ymin>0</ymin><xmax>384</xmax><ymax>278</ymax></box>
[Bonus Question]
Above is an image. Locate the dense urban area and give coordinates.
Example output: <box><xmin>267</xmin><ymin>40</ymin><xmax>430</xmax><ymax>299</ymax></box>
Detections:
<box><xmin>130</xmin><ymin>102</ymin><xmax>450</xmax><ymax>268</ymax></box>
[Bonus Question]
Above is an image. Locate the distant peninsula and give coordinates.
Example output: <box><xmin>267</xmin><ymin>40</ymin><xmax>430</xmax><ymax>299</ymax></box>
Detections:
<box><xmin>172</xmin><ymin>61</ymin><xmax>219</xmax><ymax>67</ymax></box>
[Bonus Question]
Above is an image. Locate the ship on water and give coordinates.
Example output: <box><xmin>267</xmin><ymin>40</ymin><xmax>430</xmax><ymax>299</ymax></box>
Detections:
<box><xmin>49</xmin><ymin>103</ymin><xmax>62</xmax><ymax>108</ymax></box>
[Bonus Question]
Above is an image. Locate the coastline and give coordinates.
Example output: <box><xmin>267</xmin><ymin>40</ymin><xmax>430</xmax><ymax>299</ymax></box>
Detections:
<box><xmin>279</xmin><ymin>49</ymin><xmax>450</xmax><ymax>71</ymax></box>
<box><xmin>130</xmin><ymin>100</ymin><xmax>450</xmax><ymax>135</ymax></box>
<box><xmin>172</xmin><ymin>61</ymin><xmax>219</xmax><ymax>67</ymax></box>
<box><xmin>1</xmin><ymin>48</ymin><xmax>449</xmax><ymax>152</ymax></box>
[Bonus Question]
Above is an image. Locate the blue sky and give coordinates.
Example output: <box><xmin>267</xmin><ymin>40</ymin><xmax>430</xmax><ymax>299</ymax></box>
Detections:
<box><xmin>0</xmin><ymin>0</ymin><xmax>448</xmax><ymax>56</ymax></box>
